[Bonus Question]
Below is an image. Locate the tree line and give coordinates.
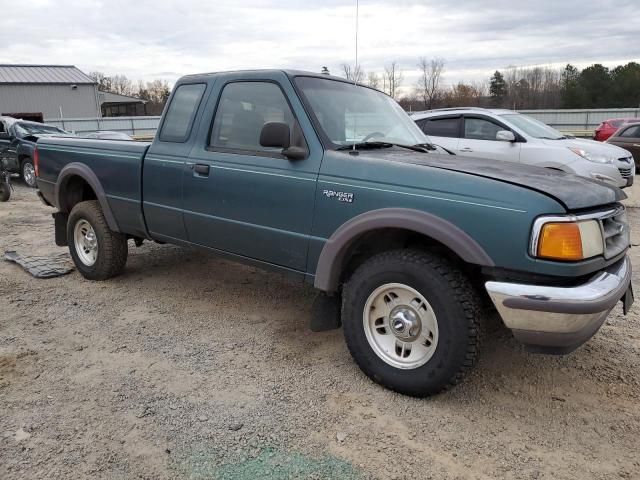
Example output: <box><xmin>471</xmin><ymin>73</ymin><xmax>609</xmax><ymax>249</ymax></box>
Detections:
<box><xmin>89</xmin><ymin>72</ymin><xmax>171</xmax><ymax>115</ymax></box>
<box><xmin>335</xmin><ymin>60</ymin><xmax>640</xmax><ymax>111</ymax></box>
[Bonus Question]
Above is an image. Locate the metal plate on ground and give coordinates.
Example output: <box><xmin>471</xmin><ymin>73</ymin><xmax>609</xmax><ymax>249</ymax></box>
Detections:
<box><xmin>3</xmin><ymin>251</ymin><xmax>74</xmax><ymax>278</ymax></box>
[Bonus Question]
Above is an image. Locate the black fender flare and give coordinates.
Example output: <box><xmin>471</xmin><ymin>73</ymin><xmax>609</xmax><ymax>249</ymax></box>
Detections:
<box><xmin>313</xmin><ymin>207</ymin><xmax>494</xmax><ymax>292</ymax></box>
<box><xmin>55</xmin><ymin>163</ymin><xmax>120</xmax><ymax>232</ymax></box>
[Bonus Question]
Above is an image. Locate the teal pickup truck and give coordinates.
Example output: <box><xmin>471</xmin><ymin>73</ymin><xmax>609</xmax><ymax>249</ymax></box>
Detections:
<box><xmin>35</xmin><ymin>70</ymin><xmax>633</xmax><ymax>397</ymax></box>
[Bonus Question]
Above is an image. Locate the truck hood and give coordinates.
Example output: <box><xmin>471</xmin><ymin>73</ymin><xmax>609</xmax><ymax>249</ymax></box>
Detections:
<box><xmin>357</xmin><ymin>149</ymin><xmax>625</xmax><ymax>211</ymax></box>
<box><xmin>542</xmin><ymin>137</ymin><xmax>633</xmax><ymax>158</ymax></box>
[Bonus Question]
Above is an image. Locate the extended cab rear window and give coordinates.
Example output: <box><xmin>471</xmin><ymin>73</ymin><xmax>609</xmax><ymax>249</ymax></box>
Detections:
<box><xmin>159</xmin><ymin>83</ymin><xmax>206</xmax><ymax>142</ymax></box>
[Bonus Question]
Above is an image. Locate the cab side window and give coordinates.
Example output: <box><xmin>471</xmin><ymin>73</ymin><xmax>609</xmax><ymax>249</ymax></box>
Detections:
<box><xmin>209</xmin><ymin>82</ymin><xmax>306</xmax><ymax>155</ymax></box>
<box><xmin>420</xmin><ymin>117</ymin><xmax>460</xmax><ymax>138</ymax></box>
<box><xmin>464</xmin><ymin>117</ymin><xmax>504</xmax><ymax>141</ymax></box>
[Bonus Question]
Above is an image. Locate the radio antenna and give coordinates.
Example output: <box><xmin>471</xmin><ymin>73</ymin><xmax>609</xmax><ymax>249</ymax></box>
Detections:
<box><xmin>354</xmin><ymin>0</ymin><xmax>359</xmax><ymax>87</ymax></box>
<box><xmin>351</xmin><ymin>0</ymin><xmax>359</xmax><ymax>153</ymax></box>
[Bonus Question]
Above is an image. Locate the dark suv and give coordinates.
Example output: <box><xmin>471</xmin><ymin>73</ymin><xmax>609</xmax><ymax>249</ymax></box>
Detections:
<box><xmin>0</xmin><ymin>116</ymin><xmax>73</xmax><ymax>187</ymax></box>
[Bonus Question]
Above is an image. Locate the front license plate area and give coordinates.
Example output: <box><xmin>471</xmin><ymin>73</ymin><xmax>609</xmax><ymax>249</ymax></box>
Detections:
<box><xmin>623</xmin><ymin>285</ymin><xmax>634</xmax><ymax>315</ymax></box>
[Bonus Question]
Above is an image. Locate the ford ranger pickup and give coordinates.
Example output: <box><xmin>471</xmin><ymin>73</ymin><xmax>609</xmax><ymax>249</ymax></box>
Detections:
<box><xmin>35</xmin><ymin>70</ymin><xmax>634</xmax><ymax>397</ymax></box>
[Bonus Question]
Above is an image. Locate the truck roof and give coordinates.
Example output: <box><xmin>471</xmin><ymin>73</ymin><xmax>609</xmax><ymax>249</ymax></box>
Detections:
<box><xmin>179</xmin><ymin>69</ymin><xmax>359</xmax><ymax>85</ymax></box>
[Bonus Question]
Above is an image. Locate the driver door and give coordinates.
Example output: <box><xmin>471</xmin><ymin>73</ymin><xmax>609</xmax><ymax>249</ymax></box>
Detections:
<box><xmin>183</xmin><ymin>74</ymin><xmax>323</xmax><ymax>272</ymax></box>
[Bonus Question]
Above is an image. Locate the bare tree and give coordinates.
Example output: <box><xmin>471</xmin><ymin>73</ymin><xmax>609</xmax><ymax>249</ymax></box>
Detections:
<box><xmin>341</xmin><ymin>63</ymin><xmax>365</xmax><ymax>83</ymax></box>
<box><xmin>444</xmin><ymin>82</ymin><xmax>481</xmax><ymax>107</ymax></box>
<box><xmin>367</xmin><ymin>71</ymin><xmax>381</xmax><ymax>90</ymax></box>
<box><xmin>415</xmin><ymin>57</ymin><xmax>445</xmax><ymax>109</ymax></box>
<box><xmin>137</xmin><ymin>79</ymin><xmax>171</xmax><ymax>115</ymax></box>
<box><xmin>89</xmin><ymin>71</ymin><xmax>113</xmax><ymax>93</ymax></box>
<box><xmin>110</xmin><ymin>74</ymin><xmax>134</xmax><ymax>96</ymax></box>
<box><xmin>501</xmin><ymin>65</ymin><xmax>562</xmax><ymax>109</ymax></box>
<box><xmin>384</xmin><ymin>61</ymin><xmax>403</xmax><ymax>99</ymax></box>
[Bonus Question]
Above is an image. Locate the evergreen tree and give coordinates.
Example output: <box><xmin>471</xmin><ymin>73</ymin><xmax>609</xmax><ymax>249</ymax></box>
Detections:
<box><xmin>489</xmin><ymin>70</ymin><xmax>507</xmax><ymax>104</ymax></box>
<box><xmin>560</xmin><ymin>64</ymin><xmax>582</xmax><ymax>108</ymax></box>
<box><xmin>579</xmin><ymin>64</ymin><xmax>611</xmax><ymax>107</ymax></box>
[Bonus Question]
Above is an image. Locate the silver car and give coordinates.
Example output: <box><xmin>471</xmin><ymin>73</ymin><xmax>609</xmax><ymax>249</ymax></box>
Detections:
<box><xmin>411</xmin><ymin>108</ymin><xmax>635</xmax><ymax>188</ymax></box>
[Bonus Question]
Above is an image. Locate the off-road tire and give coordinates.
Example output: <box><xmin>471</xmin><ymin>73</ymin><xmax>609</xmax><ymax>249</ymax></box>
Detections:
<box><xmin>21</xmin><ymin>158</ymin><xmax>37</xmax><ymax>188</ymax></box>
<box><xmin>67</xmin><ymin>200</ymin><xmax>128</xmax><ymax>280</ymax></box>
<box><xmin>0</xmin><ymin>182</ymin><xmax>9</xmax><ymax>202</ymax></box>
<box><xmin>342</xmin><ymin>249</ymin><xmax>483</xmax><ymax>397</ymax></box>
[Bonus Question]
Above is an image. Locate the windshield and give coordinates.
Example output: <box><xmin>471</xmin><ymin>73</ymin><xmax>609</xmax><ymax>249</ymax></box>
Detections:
<box><xmin>15</xmin><ymin>122</ymin><xmax>68</xmax><ymax>137</ymax></box>
<box><xmin>295</xmin><ymin>76</ymin><xmax>428</xmax><ymax>148</ymax></box>
<box><xmin>500</xmin><ymin>113</ymin><xmax>565</xmax><ymax>140</ymax></box>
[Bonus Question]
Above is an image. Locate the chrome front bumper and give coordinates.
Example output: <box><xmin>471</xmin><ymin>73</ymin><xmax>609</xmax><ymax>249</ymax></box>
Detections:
<box><xmin>485</xmin><ymin>257</ymin><xmax>632</xmax><ymax>353</ymax></box>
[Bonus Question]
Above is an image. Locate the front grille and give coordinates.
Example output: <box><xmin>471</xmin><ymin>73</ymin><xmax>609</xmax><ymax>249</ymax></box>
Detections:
<box><xmin>599</xmin><ymin>206</ymin><xmax>629</xmax><ymax>259</ymax></box>
<box><xmin>618</xmin><ymin>157</ymin><xmax>633</xmax><ymax>178</ymax></box>
<box><xmin>619</xmin><ymin>167</ymin><xmax>633</xmax><ymax>178</ymax></box>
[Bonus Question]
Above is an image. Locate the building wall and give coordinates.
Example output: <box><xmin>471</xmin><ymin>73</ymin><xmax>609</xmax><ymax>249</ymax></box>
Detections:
<box><xmin>0</xmin><ymin>84</ymin><xmax>100</xmax><ymax>119</ymax></box>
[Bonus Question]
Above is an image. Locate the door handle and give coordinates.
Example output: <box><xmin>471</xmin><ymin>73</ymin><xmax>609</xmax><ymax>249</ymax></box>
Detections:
<box><xmin>194</xmin><ymin>164</ymin><xmax>210</xmax><ymax>176</ymax></box>
<box><xmin>459</xmin><ymin>147</ymin><xmax>473</xmax><ymax>152</ymax></box>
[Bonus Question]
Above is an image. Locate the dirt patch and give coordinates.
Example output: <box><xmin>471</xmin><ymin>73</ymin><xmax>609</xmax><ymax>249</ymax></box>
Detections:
<box><xmin>1</xmin><ymin>184</ymin><xmax>639</xmax><ymax>479</ymax></box>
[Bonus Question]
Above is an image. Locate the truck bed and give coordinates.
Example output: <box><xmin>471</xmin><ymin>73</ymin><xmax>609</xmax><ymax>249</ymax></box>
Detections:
<box><xmin>37</xmin><ymin>137</ymin><xmax>151</xmax><ymax>237</ymax></box>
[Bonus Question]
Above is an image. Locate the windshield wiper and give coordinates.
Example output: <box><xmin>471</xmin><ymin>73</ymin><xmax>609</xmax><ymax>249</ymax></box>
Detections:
<box><xmin>336</xmin><ymin>141</ymin><xmax>394</xmax><ymax>151</ymax></box>
<box><xmin>337</xmin><ymin>141</ymin><xmax>435</xmax><ymax>153</ymax></box>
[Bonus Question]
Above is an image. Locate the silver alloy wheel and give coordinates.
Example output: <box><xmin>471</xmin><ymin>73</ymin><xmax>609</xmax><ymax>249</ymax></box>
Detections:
<box><xmin>73</xmin><ymin>219</ymin><xmax>98</xmax><ymax>266</ymax></box>
<box><xmin>363</xmin><ymin>283</ymin><xmax>439</xmax><ymax>369</ymax></box>
<box><xmin>23</xmin><ymin>162</ymin><xmax>36</xmax><ymax>187</ymax></box>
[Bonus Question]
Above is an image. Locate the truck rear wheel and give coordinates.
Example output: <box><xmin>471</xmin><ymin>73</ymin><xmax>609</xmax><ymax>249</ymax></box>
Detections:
<box><xmin>341</xmin><ymin>249</ymin><xmax>482</xmax><ymax>397</ymax></box>
<box><xmin>67</xmin><ymin>200</ymin><xmax>128</xmax><ymax>280</ymax></box>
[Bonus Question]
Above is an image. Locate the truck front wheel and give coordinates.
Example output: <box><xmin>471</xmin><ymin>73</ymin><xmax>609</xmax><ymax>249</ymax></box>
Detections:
<box><xmin>67</xmin><ymin>200</ymin><xmax>128</xmax><ymax>280</ymax></box>
<box><xmin>342</xmin><ymin>249</ymin><xmax>482</xmax><ymax>397</ymax></box>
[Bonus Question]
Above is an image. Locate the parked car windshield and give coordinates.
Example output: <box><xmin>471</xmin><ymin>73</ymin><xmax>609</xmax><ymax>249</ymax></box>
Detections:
<box><xmin>499</xmin><ymin>113</ymin><xmax>565</xmax><ymax>140</ymax></box>
<box><xmin>295</xmin><ymin>76</ymin><xmax>428</xmax><ymax>148</ymax></box>
<box><xmin>14</xmin><ymin>122</ymin><xmax>69</xmax><ymax>137</ymax></box>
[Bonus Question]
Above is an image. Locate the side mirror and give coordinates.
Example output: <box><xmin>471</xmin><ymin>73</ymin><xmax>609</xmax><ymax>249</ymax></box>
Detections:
<box><xmin>259</xmin><ymin>122</ymin><xmax>307</xmax><ymax>160</ymax></box>
<box><xmin>260</xmin><ymin>122</ymin><xmax>290</xmax><ymax>149</ymax></box>
<box><xmin>496</xmin><ymin>130</ymin><xmax>516</xmax><ymax>142</ymax></box>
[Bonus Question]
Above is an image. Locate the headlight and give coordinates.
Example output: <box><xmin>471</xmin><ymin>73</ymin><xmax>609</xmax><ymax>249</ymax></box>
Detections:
<box><xmin>532</xmin><ymin>218</ymin><xmax>603</xmax><ymax>261</ymax></box>
<box><xmin>569</xmin><ymin>147</ymin><xmax>614</xmax><ymax>164</ymax></box>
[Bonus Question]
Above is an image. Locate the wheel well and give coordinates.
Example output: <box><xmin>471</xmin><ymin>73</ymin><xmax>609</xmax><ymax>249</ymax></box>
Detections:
<box><xmin>340</xmin><ymin>228</ymin><xmax>479</xmax><ymax>286</ymax></box>
<box><xmin>59</xmin><ymin>175</ymin><xmax>97</xmax><ymax>213</ymax></box>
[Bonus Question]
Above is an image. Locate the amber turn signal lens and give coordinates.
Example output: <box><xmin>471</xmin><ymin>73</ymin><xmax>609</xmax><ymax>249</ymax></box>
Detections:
<box><xmin>537</xmin><ymin>222</ymin><xmax>583</xmax><ymax>261</ymax></box>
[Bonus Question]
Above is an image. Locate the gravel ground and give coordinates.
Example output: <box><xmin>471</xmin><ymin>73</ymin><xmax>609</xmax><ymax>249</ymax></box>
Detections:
<box><xmin>1</xmin><ymin>183</ymin><xmax>639</xmax><ymax>480</ymax></box>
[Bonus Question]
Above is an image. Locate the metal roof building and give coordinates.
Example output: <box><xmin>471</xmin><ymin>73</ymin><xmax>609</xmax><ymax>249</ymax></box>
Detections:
<box><xmin>0</xmin><ymin>64</ymin><xmax>101</xmax><ymax>121</ymax></box>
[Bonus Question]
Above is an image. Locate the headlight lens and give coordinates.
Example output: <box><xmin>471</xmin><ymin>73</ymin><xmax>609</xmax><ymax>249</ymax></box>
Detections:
<box><xmin>536</xmin><ymin>220</ymin><xmax>603</xmax><ymax>261</ymax></box>
<box><xmin>569</xmin><ymin>147</ymin><xmax>614</xmax><ymax>164</ymax></box>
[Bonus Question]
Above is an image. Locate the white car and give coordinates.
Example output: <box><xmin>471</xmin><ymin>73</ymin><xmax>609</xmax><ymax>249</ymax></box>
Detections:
<box><xmin>411</xmin><ymin>108</ymin><xmax>635</xmax><ymax>188</ymax></box>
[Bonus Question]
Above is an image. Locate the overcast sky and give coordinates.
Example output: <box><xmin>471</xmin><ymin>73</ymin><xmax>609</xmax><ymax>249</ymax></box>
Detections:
<box><xmin>1</xmin><ymin>0</ymin><xmax>638</xmax><ymax>90</ymax></box>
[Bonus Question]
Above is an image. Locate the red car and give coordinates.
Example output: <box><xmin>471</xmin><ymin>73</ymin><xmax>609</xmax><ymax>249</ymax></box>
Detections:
<box><xmin>594</xmin><ymin>118</ymin><xmax>638</xmax><ymax>141</ymax></box>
